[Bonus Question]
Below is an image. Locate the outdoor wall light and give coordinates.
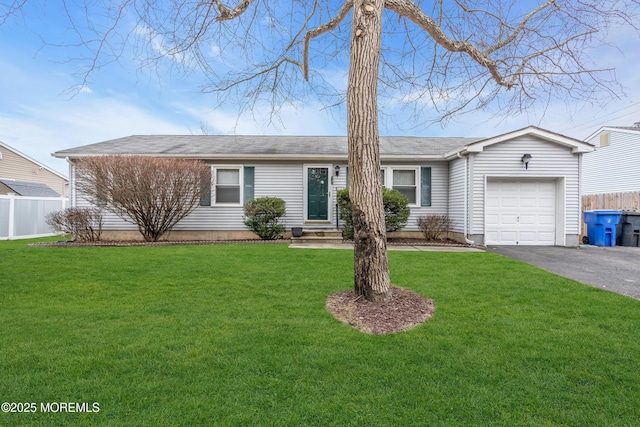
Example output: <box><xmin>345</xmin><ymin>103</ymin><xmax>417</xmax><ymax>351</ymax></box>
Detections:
<box><xmin>334</xmin><ymin>165</ymin><xmax>341</xmax><ymax>176</ymax></box>
<box><xmin>521</xmin><ymin>153</ymin><xmax>532</xmax><ymax>169</ymax></box>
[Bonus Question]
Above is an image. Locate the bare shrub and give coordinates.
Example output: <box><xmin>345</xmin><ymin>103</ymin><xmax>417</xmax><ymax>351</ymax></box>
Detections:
<box><xmin>75</xmin><ymin>156</ymin><xmax>211</xmax><ymax>242</ymax></box>
<box><xmin>46</xmin><ymin>207</ymin><xmax>104</xmax><ymax>242</ymax></box>
<box><xmin>417</xmin><ymin>215</ymin><xmax>455</xmax><ymax>241</ymax></box>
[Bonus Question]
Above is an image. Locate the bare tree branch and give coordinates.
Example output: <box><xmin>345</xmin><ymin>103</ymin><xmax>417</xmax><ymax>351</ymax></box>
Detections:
<box><xmin>0</xmin><ymin>0</ymin><xmax>27</xmax><ymax>25</ymax></box>
<box><xmin>213</xmin><ymin>0</ymin><xmax>256</xmax><ymax>21</ymax></box>
<box><xmin>303</xmin><ymin>0</ymin><xmax>354</xmax><ymax>80</ymax></box>
<box><xmin>385</xmin><ymin>0</ymin><xmax>517</xmax><ymax>89</ymax></box>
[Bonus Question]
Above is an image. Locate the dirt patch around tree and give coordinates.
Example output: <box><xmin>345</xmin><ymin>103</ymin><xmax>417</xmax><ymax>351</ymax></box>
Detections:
<box><xmin>326</xmin><ymin>286</ymin><xmax>435</xmax><ymax>335</ymax></box>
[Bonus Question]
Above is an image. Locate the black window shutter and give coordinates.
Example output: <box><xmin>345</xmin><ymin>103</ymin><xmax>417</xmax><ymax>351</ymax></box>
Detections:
<box><xmin>420</xmin><ymin>167</ymin><xmax>432</xmax><ymax>207</ymax></box>
<box><xmin>243</xmin><ymin>166</ymin><xmax>255</xmax><ymax>204</ymax></box>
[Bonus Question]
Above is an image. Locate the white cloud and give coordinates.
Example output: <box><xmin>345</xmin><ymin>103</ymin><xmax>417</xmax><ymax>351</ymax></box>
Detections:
<box><xmin>0</xmin><ymin>96</ymin><xmax>191</xmax><ymax>175</ymax></box>
<box><xmin>181</xmin><ymin>101</ymin><xmax>344</xmax><ymax>136</ymax></box>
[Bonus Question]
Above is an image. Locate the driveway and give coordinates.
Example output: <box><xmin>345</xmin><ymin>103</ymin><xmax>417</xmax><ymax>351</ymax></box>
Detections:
<box><xmin>487</xmin><ymin>245</ymin><xmax>640</xmax><ymax>299</ymax></box>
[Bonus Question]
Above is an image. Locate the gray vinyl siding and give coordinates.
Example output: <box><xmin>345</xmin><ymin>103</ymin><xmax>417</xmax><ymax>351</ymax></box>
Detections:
<box><xmin>175</xmin><ymin>162</ymin><xmax>303</xmax><ymax>230</ymax></box>
<box><xmin>76</xmin><ymin>161</ymin><xmax>350</xmax><ymax>232</ymax></box>
<box><xmin>469</xmin><ymin>136</ymin><xmax>581</xmax><ymax>237</ymax></box>
<box><xmin>583</xmin><ymin>130</ymin><xmax>640</xmax><ymax>195</ymax></box>
<box><xmin>176</xmin><ymin>162</ymin><xmax>349</xmax><ymax>230</ymax></box>
<box><xmin>448</xmin><ymin>157</ymin><xmax>466</xmax><ymax>234</ymax></box>
<box><xmin>71</xmin><ymin>158</ymin><xmax>462</xmax><ymax>233</ymax></box>
<box><xmin>71</xmin><ymin>164</ymin><xmax>138</xmax><ymax>231</ymax></box>
<box><xmin>381</xmin><ymin>162</ymin><xmax>448</xmax><ymax>231</ymax></box>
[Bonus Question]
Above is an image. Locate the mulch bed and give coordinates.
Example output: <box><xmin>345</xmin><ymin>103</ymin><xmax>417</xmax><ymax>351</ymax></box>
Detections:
<box><xmin>28</xmin><ymin>239</ymin><xmax>290</xmax><ymax>247</ymax></box>
<box><xmin>326</xmin><ymin>286</ymin><xmax>435</xmax><ymax>335</ymax></box>
<box><xmin>30</xmin><ymin>237</ymin><xmax>468</xmax><ymax>248</ymax></box>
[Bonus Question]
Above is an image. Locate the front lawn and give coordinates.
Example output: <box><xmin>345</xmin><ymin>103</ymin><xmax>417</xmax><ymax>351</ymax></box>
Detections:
<box><xmin>1</xmin><ymin>239</ymin><xmax>639</xmax><ymax>426</ymax></box>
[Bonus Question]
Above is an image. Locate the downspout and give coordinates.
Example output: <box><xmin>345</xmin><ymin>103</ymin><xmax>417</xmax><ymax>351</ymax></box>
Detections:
<box><xmin>66</xmin><ymin>157</ymin><xmax>75</xmax><ymax>208</ymax></box>
<box><xmin>457</xmin><ymin>152</ymin><xmax>475</xmax><ymax>245</ymax></box>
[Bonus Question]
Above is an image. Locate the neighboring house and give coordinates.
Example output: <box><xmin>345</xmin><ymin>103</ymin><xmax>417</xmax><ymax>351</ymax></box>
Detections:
<box><xmin>0</xmin><ymin>179</ymin><xmax>62</xmax><ymax>197</ymax></box>
<box><xmin>53</xmin><ymin>126</ymin><xmax>594</xmax><ymax>246</ymax></box>
<box><xmin>0</xmin><ymin>141</ymin><xmax>69</xmax><ymax>197</ymax></box>
<box><xmin>582</xmin><ymin>123</ymin><xmax>640</xmax><ymax>195</ymax></box>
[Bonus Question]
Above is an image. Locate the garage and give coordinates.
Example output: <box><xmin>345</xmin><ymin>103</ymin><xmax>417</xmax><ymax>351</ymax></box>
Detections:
<box><xmin>485</xmin><ymin>179</ymin><xmax>557</xmax><ymax>245</ymax></box>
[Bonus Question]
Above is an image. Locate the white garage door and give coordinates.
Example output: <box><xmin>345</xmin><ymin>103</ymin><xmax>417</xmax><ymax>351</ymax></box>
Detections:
<box><xmin>485</xmin><ymin>180</ymin><xmax>556</xmax><ymax>245</ymax></box>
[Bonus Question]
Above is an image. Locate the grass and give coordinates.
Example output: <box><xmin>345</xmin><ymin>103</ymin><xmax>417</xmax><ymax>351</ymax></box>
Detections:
<box><xmin>1</xmin><ymin>237</ymin><xmax>640</xmax><ymax>426</ymax></box>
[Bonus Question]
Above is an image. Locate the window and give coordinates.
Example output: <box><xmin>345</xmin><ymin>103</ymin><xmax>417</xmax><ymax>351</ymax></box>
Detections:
<box><xmin>204</xmin><ymin>166</ymin><xmax>254</xmax><ymax>206</ymax></box>
<box><xmin>392</xmin><ymin>169</ymin><xmax>417</xmax><ymax>204</ymax></box>
<box><xmin>215</xmin><ymin>168</ymin><xmax>241</xmax><ymax>204</ymax></box>
<box><xmin>352</xmin><ymin>166</ymin><xmax>428</xmax><ymax>207</ymax></box>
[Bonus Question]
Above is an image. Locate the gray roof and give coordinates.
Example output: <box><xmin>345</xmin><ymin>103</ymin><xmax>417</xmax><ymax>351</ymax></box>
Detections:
<box><xmin>53</xmin><ymin>135</ymin><xmax>484</xmax><ymax>159</ymax></box>
<box><xmin>0</xmin><ymin>179</ymin><xmax>61</xmax><ymax>197</ymax></box>
<box><xmin>608</xmin><ymin>126</ymin><xmax>640</xmax><ymax>133</ymax></box>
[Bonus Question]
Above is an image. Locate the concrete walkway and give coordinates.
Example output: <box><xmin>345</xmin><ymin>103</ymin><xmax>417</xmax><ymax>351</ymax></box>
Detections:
<box><xmin>289</xmin><ymin>242</ymin><xmax>484</xmax><ymax>252</ymax></box>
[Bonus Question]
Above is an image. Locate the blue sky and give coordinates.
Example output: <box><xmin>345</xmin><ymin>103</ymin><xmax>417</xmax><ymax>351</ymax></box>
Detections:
<box><xmin>0</xmin><ymin>2</ymin><xmax>639</xmax><ymax>176</ymax></box>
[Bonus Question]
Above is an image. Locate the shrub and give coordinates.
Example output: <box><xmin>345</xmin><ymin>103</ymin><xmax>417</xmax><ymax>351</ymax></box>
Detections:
<box><xmin>337</xmin><ymin>188</ymin><xmax>410</xmax><ymax>239</ymax></box>
<box><xmin>382</xmin><ymin>187</ymin><xmax>411</xmax><ymax>232</ymax></box>
<box><xmin>75</xmin><ymin>156</ymin><xmax>210</xmax><ymax>242</ymax></box>
<box><xmin>243</xmin><ymin>197</ymin><xmax>287</xmax><ymax>240</ymax></box>
<box><xmin>417</xmin><ymin>215</ymin><xmax>455</xmax><ymax>241</ymax></box>
<box><xmin>46</xmin><ymin>207</ymin><xmax>104</xmax><ymax>242</ymax></box>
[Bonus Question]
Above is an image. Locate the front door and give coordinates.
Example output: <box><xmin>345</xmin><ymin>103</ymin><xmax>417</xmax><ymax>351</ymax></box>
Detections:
<box><xmin>307</xmin><ymin>167</ymin><xmax>329</xmax><ymax>221</ymax></box>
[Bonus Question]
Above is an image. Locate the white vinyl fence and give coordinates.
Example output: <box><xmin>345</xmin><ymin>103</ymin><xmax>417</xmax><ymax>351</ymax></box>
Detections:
<box><xmin>0</xmin><ymin>194</ymin><xmax>68</xmax><ymax>240</ymax></box>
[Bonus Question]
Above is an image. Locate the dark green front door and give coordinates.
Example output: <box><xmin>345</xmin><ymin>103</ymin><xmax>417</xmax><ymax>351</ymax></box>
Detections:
<box><xmin>307</xmin><ymin>167</ymin><xmax>329</xmax><ymax>221</ymax></box>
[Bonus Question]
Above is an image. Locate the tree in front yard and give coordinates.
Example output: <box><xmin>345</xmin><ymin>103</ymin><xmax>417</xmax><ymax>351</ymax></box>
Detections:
<box><xmin>75</xmin><ymin>156</ymin><xmax>211</xmax><ymax>242</ymax></box>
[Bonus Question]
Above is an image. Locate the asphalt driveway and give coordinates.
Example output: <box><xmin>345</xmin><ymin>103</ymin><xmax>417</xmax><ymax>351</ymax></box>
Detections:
<box><xmin>487</xmin><ymin>245</ymin><xmax>640</xmax><ymax>299</ymax></box>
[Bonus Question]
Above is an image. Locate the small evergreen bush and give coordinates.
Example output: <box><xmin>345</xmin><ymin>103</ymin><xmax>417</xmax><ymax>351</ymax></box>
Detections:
<box><xmin>337</xmin><ymin>188</ymin><xmax>410</xmax><ymax>239</ymax></box>
<box><xmin>243</xmin><ymin>197</ymin><xmax>287</xmax><ymax>240</ymax></box>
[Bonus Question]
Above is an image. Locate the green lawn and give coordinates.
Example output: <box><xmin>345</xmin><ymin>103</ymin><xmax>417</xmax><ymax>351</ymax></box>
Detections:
<box><xmin>1</xmin><ymin>238</ymin><xmax>639</xmax><ymax>426</ymax></box>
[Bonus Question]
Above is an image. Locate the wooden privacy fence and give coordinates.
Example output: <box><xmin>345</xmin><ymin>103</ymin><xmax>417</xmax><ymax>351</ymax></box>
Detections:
<box><xmin>581</xmin><ymin>191</ymin><xmax>640</xmax><ymax>236</ymax></box>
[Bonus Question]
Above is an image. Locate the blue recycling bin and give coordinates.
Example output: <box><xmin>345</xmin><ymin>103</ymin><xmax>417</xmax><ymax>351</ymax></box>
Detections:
<box><xmin>583</xmin><ymin>210</ymin><xmax>622</xmax><ymax>247</ymax></box>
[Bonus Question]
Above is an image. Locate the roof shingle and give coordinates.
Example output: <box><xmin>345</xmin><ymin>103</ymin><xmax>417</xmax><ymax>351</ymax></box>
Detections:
<box><xmin>53</xmin><ymin>135</ymin><xmax>483</xmax><ymax>159</ymax></box>
<box><xmin>0</xmin><ymin>179</ymin><xmax>61</xmax><ymax>197</ymax></box>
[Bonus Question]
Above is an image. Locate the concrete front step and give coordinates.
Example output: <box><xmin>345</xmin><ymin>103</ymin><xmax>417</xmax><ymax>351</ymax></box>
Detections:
<box><xmin>290</xmin><ymin>229</ymin><xmax>344</xmax><ymax>244</ymax></box>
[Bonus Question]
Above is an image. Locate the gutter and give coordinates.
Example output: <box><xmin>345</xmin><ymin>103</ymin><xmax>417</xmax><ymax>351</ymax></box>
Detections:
<box><xmin>52</xmin><ymin>153</ymin><xmax>447</xmax><ymax>162</ymax></box>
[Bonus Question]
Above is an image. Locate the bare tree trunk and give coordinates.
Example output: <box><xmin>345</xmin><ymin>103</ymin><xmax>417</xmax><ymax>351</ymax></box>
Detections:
<box><xmin>347</xmin><ymin>0</ymin><xmax>391</xmax><ymax>302</ymax></box>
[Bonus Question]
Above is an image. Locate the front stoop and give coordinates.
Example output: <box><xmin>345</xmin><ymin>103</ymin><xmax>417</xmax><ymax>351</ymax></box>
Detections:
<box><xmin>290</xmin><ymin>229</ymin><xmax>344</xmax><ymax>244</ymax></box>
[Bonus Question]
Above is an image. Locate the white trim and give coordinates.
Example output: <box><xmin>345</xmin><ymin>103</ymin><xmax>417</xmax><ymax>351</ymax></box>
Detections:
<box><xmin>56</xmin><ymin>153</ymin><xmax>447</xmax><ymax>162</ymax></box>
<box><xmin>303</xmin><ymin>164</ymin><xmax>332</xmax><ymax>223</ymax></box>
<box><xmin>556</xmin><ymin>177</ymin><xmax>567</xmax><ymax>246</ymax></box>
<box><xmin>445</xmin><ymin>126</ymin><xmax>595</xmax><ymax>158</ymax></box>
<box><xmin>212</xmin><ymin>165</ymin><xmax>244</xmax><ymax>207</ymax></box>
<box><xmin>381</xmin><ymin>165</ymin><xmax>420</xmax><ymax>207</ymax></box>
